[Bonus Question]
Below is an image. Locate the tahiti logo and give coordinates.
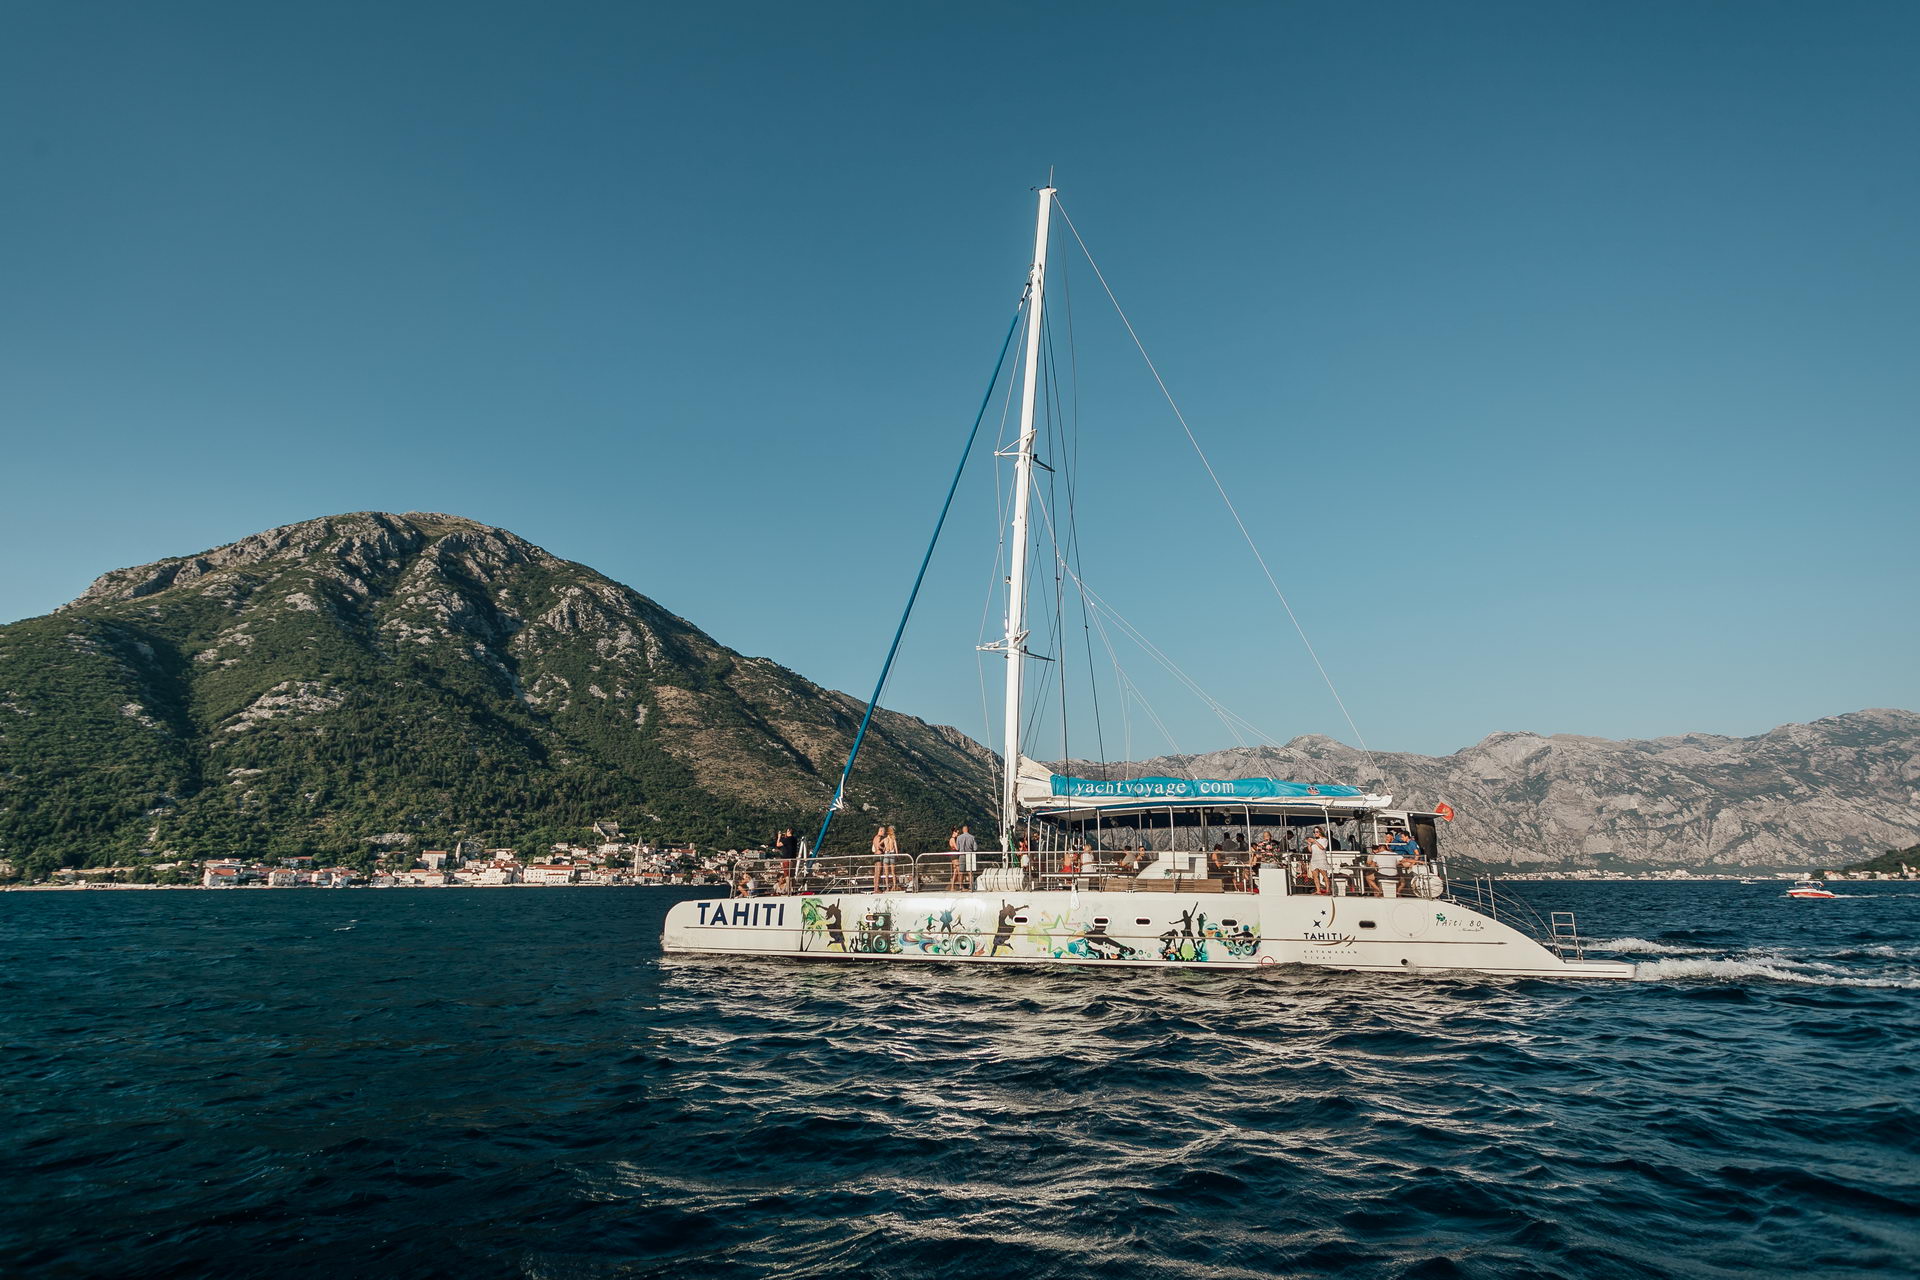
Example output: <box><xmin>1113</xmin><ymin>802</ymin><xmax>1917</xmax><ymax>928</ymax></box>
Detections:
<box><xmin>1303</xmin><ymin>900</ymin><xmax>1352</xmax><ymax>943</ymax></box>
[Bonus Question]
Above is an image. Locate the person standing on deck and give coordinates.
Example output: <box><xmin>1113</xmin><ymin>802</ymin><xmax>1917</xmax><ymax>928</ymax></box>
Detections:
<box><xmin>1305</xmin><ymin>827</ymin><xmax>1333</xmax><ymax>895</ymax></box>
<box><xmin>949</xmin><ymin>824</ymin><xmax>977</xmax><ymax>889</ymax></box>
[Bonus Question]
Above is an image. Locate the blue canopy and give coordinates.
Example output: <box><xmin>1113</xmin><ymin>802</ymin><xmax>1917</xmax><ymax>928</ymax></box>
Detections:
<box><xmin>1048</xmin><ymin>774</ymin><xmax>1364</xmax><ymax>801</ymax></box>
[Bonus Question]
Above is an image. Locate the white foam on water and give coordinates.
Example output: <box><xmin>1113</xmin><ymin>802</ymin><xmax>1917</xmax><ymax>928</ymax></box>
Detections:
<box><xmin>1634</xmin><ymin>956</ymin><xmax>1920</xmax><ymax>989</ymax></box>
<box><xmin>1743</xmin><ymin>953</ymin><xmax>1895</xmax><ymax>979</ymax></box>
<box><xmin>1814</xmin><ymin>892</ymin><xmax>1920</xmax><ymax>899</ymax></box>
<box><xmin>1592</xmin><ymin>937</ymin><xmax>1714</xmax><ymax>956</ymax></box>
<box><xmin>1833</xmin><ymin>944</ymin><xmax>1920</xmax><ymax>961</ymax></box>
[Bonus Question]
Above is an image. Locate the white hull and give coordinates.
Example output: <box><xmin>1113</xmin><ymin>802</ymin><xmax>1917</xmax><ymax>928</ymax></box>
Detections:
<box><xmin>663</xmin><ymin>875</ymin><xmax>1634</xmax><ymax>980</ymax></box>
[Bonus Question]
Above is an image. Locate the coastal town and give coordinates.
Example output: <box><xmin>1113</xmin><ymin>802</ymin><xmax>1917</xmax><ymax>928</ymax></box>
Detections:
<box><xmin>1506</xmin><ymin>865</ymin><xmax>1918</xmax><ymax>882</ymax></box>
<box><xmin>7</xmin><ymin>842</ymin><xmax>1913</xmax><ymax>890</ymax></box>
<box><xmin>0</xmin><ymin>827</ymin><xmax>763</xmax><ymax>890</ymax></box>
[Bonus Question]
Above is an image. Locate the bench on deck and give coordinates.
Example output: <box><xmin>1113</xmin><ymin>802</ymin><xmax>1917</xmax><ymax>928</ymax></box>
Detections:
<box><xmin>1099</xmin><ymin>876</ymin><xmax>1227</xmax><ymax>894</ymax></box>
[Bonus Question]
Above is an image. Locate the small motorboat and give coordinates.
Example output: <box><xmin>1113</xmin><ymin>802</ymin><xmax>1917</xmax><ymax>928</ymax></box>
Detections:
<box><xmin>1787</xmin><ymin>880</ymin><xmax>1836</xmax><ymax>899</ymax></box>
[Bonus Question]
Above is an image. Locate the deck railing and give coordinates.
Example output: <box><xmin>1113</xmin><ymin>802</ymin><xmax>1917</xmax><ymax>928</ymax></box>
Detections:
<box><xmin>746</xmin><ymin>847</ymin><xmax>1451</xmax><ymax>900</ymax></box>
<box><xmin>1442</xmin><ymin>873</ymin><xmax>1567</xmax><ymax>953</ymax></box>
<box><xmin>730</xmin><ymin>853</ymin><xmax>1579</xmax><ymax>956</ymax></box>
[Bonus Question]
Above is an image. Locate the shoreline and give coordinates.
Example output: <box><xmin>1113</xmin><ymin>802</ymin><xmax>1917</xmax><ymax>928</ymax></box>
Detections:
<box><xmin>1</xmin><ymin>881</ymin><xmax>721</xmax><ymax>892</ymax></box>
<box><xmin>7</xmin><ymin>875</ymin><xmax>1911</xmax><ymax>893</ymax></box>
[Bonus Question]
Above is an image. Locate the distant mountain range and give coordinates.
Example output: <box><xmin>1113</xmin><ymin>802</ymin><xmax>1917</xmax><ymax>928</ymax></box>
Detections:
<box><xmin>1078</xmin><ymin>709</ymin><xmax>1920</xmax><ymax>870</ymax></box>
<box><xmin>2</xmin><ymin>512</ymin><xmax>1912</xmax><ymax>879</ymax></box>
<box><xmin>0</xmin><ymin>513</ymin><xmax>994</xmax><ymax>878</ymax></box>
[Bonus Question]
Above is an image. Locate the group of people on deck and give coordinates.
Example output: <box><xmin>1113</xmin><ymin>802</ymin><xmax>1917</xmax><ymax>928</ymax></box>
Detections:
<box><xmin>1294</xmin><ymin>826</ymin><xmax>1429</xmax><ymax>896</ymax></box>
<box><xmin>1014</xmin><ymin>823</ymin><xmax>1433</xmax><ymax>897</ymax></box>
<box><xmin>1144</xmin><ymin>823</ymin><xmax>1434</xmax><ymax>895</ymax></box>
<box><xmin>870</xmin><ymin>822</ymin><xmax>983</xmax><ymax>892</ymax></box>
<box><xmin>845</xmin><ymin>819</ymin><xmax>1430</xmax><ymax>897</ymax></box>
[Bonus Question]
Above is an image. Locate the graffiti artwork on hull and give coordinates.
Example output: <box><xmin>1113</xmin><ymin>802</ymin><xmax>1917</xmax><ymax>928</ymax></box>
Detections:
<box><xmin>797</xmin><ymin>896</ymin><xmax>1259</xmax><ymax>963</ymax></box>
<box><xmin>1203</xmin><ymin>918</ymin><xmax>1261</xmax><ymax>958</ymax></box>
<box><xmin>988</xmin><ymin>902</ymin><xmax>1030</xmax><ymax>956</ymax></box>
<box><xmin>1152</xmin><ymin>905</ymin><xmax>1207</xmax><ymax>961</ymax></box>
<box><xmin>852</xmin><ymin>902</ymin><xmax>903</xmax><ymax>954</ymax></box>
<box><xmin>1142</xmin><ymin>906</ymin><xmax>1260</xmax><ymax>962</ymax></box>
<box><xmin>1021</xmin><ymin>911</ymin><xmax>1075</xmax><ymax>956</ymax></box>
<box><xmin>900</xmin><ymin>905</ymin><xmax>981</xmax><ymax>956</ymax></box>
<box><xmin>800</xmin><ymin>897</ymin><xmax>848</xmax><ymax>953</ymax></box>
<box><xmin>1068</xmin><ymin>918</ymin><xmax>1140</xmax><ymax>960</ymax></box>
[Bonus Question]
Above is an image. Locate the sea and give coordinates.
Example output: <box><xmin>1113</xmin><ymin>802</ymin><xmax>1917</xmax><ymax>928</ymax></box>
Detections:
<box><xmin>3</xmin><ymin>881</ymin><xmax>1915</xmax><ymax>1280</ymax></box>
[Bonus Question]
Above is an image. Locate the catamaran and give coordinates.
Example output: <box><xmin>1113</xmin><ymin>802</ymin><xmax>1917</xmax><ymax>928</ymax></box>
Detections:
<box><xmin>662</xmin><ymin>186</ymin><xmax>1635</xmax><ymax>980</ymax></box>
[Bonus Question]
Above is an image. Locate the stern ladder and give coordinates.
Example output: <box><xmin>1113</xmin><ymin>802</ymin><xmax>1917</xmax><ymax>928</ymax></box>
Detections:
<box><xmin>1549</xmin><ymin>910</ymin><xmax>1585</xmax><ymax>960</ymax></box>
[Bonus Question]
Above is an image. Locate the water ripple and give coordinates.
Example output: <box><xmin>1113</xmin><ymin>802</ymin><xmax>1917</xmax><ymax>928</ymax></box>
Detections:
<box><xmin>1</xmin><ymin>882</ymin><xmax>1916</xmax><ymax>1277</ymax></box>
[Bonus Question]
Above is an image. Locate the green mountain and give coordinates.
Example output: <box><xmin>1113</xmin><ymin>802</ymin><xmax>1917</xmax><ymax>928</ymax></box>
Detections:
<box><xmin>1843</xmin><ymin>844</ymin><xmax>1919</xmax><ymax>875</ymax></box>
<box><xmin>0</xmin><ymin>512</ymin><xmax>994</xmax><ymax>879</ymax></box>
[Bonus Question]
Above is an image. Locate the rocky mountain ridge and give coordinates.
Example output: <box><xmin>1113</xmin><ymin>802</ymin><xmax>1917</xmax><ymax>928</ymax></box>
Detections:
<box><xmin>4</xmin><ymin>511</ymin><xmax>1911</xmax><ymax>877</ymax></box>
<box><xmin>1074</xmin><ymin>708</ymin><xmax>1920</xmax><ymax>870</ymax></box>
<box><xmin>0</xmin><ymin>512</ymin><xmax>995</xmax><ymax>876</ymax></box>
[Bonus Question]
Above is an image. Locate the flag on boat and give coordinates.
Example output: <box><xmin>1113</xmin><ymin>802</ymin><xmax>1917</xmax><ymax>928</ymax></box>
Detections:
<box><xmin>1435</xmin><ymin>802</ymin><xmax>1456</xmax><ymax>822</ymax></box>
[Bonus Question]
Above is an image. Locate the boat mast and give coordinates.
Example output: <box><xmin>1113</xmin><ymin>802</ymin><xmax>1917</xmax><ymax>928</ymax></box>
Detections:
<box><xmin>1000</xmin><ymin>184</ymin><xmax>1055</xmax><ymax>850</ymax></box>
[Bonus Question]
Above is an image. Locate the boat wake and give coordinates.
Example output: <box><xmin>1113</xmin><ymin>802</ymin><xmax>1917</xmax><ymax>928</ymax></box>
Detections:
<box><xmin>5</xmin><ymin>883</ymin><xmax>1917</xmax><ymax>1280</ymax></box>
<box><xmin>1832</xmin><ymin>943</ymin><xmax>1920</xmax><ymax>960</ymax></box>
<box><xmin>1633</xmin><ymin>956</ymin><xmax>1920</xmax><ymax>989</ymax></box>
<box><xmin>1592</xmin><ymin>936</ymin><xmax>1716</xmax><ymax>956</ymax></box>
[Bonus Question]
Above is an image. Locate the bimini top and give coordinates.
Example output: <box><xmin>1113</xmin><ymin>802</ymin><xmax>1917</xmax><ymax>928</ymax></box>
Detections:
<box><xmin>1014</xmin><ymin>757</ymin><xmax>1392</xmax><ymax>814</ymax></box>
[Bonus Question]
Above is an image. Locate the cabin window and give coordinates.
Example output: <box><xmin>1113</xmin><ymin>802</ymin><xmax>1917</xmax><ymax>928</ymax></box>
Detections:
<box><xmin>1359</xmin><ymin>920</ymin><xmax>1377</xmax><ymax>929</ymax></box>
<box><xmin>1013</xmin><ymin>916</ymin><xmax>1028</xmax><ymax>924</ymax></box>
<box><xmin>1093</xmin><ymin>917</ymin><xmax>1109</xmax><ymax>925</ymax></box>
<box><xmin>1221</xmin><ymin>919</ymin><xmax>1237</xmax><ymax>926</ymax></box>
<box><xmin>1135</xmin><ymin>917</ymin><xmax>1151</xmax><ymax>925</ymax></box>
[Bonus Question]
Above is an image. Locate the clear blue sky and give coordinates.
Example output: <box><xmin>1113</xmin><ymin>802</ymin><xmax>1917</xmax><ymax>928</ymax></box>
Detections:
<box><xmin>3</xmin><ymin>0</ymin><xmax>1915</xmax><ymax>759</ymax></box>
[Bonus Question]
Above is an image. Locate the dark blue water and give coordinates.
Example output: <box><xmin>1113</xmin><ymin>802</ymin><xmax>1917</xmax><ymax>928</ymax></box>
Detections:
<box><xmin>4</xmin><ymin>882</ymin><xmax>1916</xmax><ymax>1279</ymax></box>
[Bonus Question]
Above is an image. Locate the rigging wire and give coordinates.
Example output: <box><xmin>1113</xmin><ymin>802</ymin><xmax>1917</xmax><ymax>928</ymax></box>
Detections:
<box><xmin>1083</xmin><ymin>593</ymin><xmax>1352</xmax><ymax>787</ymax></box>
<box><xmin>812</xmin><ymin>295</ymin><xmax>1026</xmax><ymax>855</ymax></box>
<box><xmin>1041</xmin><ymin>301</ymin><xmax>1068</xmax><ymax>765</ymax></box>
<box><xmin>1035</xmin><ymin>476</ymin><xmax>1337</xmax><ymax>784</ymax></box>
<box><xmin>1028</xmin><ymin>488</ymin><xmax>1241</xmax><ymax>779</ymax></box>
<box><xmin>976</xmin><ymin>305</ymin><xmax>1031</xmax><ymax>765</ymax></box>
<box><xmin>1012</xmin><ymin>244</ymin><xmax>1116</xmax><ymax>780</ymax></box>
<box><xmin>1054</xmin><ymin>552</ymin><xmax>1251</xmax><ymax>753</ymax></box>
<box><xmin>1050</xmin><ymin>195</ymin><xmax>1382</xmax><ymax>786</ymax></box>
<box><xmin>1059</xmin><ymin>555</ymin><xmax>1353</xmax><ymax>785</ymax></box>
<box><xmin>1014</xmin><ymin>298</ymin><xmax>1079</xmax><ymax>766</ymax></box>
<box><xmin>1082</xmin><ymin>585</ymin><xmax>1180</xmax><ymax>763</ymax></box>
<box><xmin>1056</xmin><ymin>245</ymin><xmax>1111</xmax><ymax>777</ymax></box>
<box><xmin>1017</xmin><ymin>506</ymin><xmax>1063</xmax><ymax>754</ymax></box>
